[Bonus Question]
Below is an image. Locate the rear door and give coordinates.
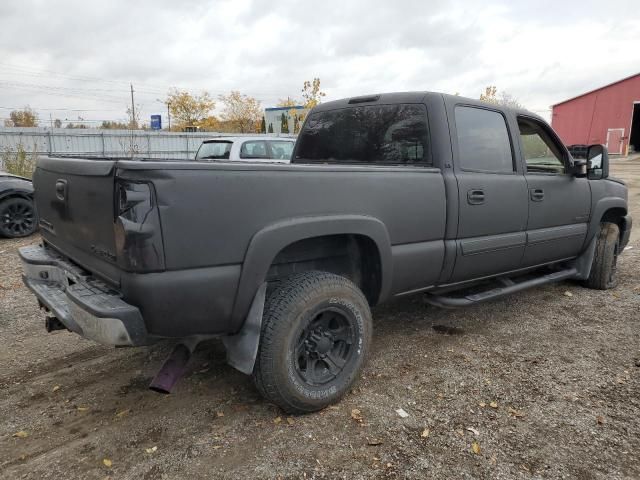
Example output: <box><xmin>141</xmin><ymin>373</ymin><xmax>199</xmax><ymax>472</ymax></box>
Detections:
<box><xmin>449</xmin><ymin>105</ymin><xmax>528</xmax><ymax>282</ymax></box>
<box><xmin>516</xmin><ymin>116</ymin><xmax>590</xmax><ymax>266</ymax></box>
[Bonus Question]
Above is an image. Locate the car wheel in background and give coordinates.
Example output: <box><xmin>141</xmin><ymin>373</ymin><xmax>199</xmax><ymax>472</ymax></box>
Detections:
<box><xmin>0</xmin><ymin>197</ymin><xmax>38</xmax><ymax>238</ymax></box>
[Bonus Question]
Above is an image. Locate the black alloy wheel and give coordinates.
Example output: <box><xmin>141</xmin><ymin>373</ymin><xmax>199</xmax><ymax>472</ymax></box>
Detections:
<box><xmin>294</xmin><ymin>308</ymin><xmax>356</xmax><ymax>386</ymax></box>
<box><xmin>0</xmin><ymin>197</ymin><xmax>37</xmax><ymax>238</ymax></box>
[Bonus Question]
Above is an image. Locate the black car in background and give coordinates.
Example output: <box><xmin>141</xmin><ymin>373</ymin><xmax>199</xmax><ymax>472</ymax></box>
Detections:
<box><xmin>0</xmin><ymin>173</ymin><xmax>37</xmax><ymax>238</ymax></box>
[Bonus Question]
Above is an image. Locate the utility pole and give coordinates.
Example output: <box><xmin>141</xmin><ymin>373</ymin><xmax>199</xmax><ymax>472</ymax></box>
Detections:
<box><xmin>130</xmin><ymin>83</ymin><xmax>136</xmax><ymax>128</ymax></box>
<box><xmin>49</xmin><ymin>113</ymin><xmax>54</xmax><ymax>130</ymax></box>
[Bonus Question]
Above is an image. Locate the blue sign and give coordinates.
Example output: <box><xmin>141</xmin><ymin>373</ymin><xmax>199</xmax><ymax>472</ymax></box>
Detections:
<box><xmin>150</xmin><ymin>115</ymin><xmax>162</xmax><ymax>130</ymax></box>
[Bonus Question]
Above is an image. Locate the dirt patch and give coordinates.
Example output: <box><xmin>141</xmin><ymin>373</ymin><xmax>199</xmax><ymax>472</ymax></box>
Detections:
<box><xmin>1</xmin><ymin>159</ymin><xmax>639</xmax><ymax>479</ymax></box>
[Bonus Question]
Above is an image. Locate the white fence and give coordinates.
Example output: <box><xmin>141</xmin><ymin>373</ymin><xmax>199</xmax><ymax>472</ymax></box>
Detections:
<box><xmin>0</xmin><ymin>127</ymin><xmax>295</xmax><ymax>165</ymax></box>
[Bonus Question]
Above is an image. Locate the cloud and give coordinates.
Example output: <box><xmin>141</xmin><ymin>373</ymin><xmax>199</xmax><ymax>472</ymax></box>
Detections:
<box><xmin>0</xmin><ymin>0</ymin><xmax>638</xmax><ymax>124</ymax></box>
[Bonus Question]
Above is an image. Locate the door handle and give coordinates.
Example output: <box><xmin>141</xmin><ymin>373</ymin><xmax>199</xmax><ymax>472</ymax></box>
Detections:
<box><xmin>530</xmin><ymin>188</ymin><xmax>544</xmax><ymax>202</ymax></box>
<box><xmin>467</xmin><ymin>189</ymin><xmax>485</xmax><ymax>205</ymax></box>
<box><xmin>55</xmin><ymin>179</ymin><xmax>67</xmax><ymax>201</ymax></box>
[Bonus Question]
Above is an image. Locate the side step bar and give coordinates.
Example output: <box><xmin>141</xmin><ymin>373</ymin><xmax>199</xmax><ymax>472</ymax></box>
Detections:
<box><xmin>424</xmin><ymin>268</ymin><xmax>577</xmax><ymax>308</ymax></box>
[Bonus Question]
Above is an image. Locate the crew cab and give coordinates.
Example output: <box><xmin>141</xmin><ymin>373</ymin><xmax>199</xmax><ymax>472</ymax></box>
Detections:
<box><xmin>20</xmin><ymin>92</ymin><xmax>632</xmax><ymax>413</ymax></box>
<box><xmin>195</xmin><ymin>136</ymin><xmax>295</xmax><ymax>163</ymax></box>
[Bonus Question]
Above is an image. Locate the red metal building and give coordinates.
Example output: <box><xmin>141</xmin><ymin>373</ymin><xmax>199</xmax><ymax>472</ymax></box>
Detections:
<box><xmin>551</xmin><ymin>72</ymin><xmax>640</xmax><ymax>155</ymax></box>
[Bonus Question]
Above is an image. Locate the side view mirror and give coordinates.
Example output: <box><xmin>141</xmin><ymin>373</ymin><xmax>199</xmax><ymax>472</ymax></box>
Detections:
<box><xmin>587</xmin><ymin>144</ymin><xmax>609</xmax><ymax>180</ymax></box>
<box><xmin>567</xmin><ymin>144</ymin><xmax>609</xmax><ymax>180</ymax></box>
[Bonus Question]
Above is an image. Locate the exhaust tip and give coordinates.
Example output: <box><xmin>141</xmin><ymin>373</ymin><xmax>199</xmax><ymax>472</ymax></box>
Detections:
<box><xmin>149</xmin><ymin>343</ymin><xmax>193</xmax><ymax>394</ymax></box>
<box><xmin>149</xmin><ymin>385</ymin><xmax>172</xmax><ymax>395</ymax></box>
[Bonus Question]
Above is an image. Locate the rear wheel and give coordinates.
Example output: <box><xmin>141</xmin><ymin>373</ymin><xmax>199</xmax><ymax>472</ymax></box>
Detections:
<box><xmin>584</xmin><ymin>222</ymin><xmax>620</xmax><ymax>290</ymax></box>
<box><xmin>253</xmin><ymin>271</ymin><xmax>372</xmax><ymax>414</ymax></box>
<box><xmin>0</xmin><ymin>197</ymin><xmax>37</xmax><ymax>238</ymax></box>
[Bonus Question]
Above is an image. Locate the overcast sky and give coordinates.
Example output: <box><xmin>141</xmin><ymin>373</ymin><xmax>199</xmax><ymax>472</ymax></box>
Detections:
<box><xmin>0</xmin><ymin>0</ymin><xmax>638</xmax><ymax>126</ymax></box>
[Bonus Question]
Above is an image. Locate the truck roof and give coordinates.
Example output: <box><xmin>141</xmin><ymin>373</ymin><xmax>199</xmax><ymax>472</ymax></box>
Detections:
<box><xmin>313</xmin><ymin>91</ymin><xmax>544</xmax><ymax>122</ymax></box>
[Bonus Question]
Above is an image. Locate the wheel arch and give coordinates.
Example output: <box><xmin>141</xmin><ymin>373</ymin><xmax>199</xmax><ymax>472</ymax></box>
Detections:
<box><xmin>230</xmin><ymin>215</ymin><xmax>393</xmax><ymax>331</ymax></box>
<box><xmin>0</xmin><ymin>189</ymin><xmax>33</xmax><ymax>202</ymax></box>
<box><xmin>587</xmin><ymin>197</ymin><xmax>627</xmax><ymax>243</ymax></box>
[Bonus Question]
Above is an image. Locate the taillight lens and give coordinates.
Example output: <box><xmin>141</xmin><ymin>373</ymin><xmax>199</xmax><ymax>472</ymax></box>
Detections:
<box><xmin>114</xmin><ymin>180</ymin><xmax>165</xmax><ymax>271</ymax></box>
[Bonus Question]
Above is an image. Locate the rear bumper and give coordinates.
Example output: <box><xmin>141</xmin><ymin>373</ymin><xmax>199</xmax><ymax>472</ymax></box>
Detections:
<box><xmin>620</xmin><ymin>214</ymin><xmax>632</xmax><ymax>251</ymax></box>
<box><xmin>20</xmin><ymin>244</ymin><xmax>151</xmax><ymax>346</ymax></box>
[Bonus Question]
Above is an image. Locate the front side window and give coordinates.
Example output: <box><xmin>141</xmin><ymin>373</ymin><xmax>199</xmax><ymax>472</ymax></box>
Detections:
<box><xmin>455</xmin><ymin>106</ymin><xmax>514</xmax><ymax>173</ymax></box>
<box><xmin>195</xmin><ymin>141</ymin><xmax>232</xmax><ymax>160</ymax></box>
<box><xmin>294</xmin><ymin>103</ymin><xmax>430</xmax><ymax>165</ymax></box>
<box><xmin>240</xmin><ymin>141</ymin><xmax>269</xmax><ymax>159</ymax></box>
<box><xmin>518</xmin><ymin>117</ymin><xmax>566</xmax><ymax>174</ymax></box>
<box><xmin>269</xmin><ymin>140</ymin><xmax>294</xmax><ymax>160</ymax></box>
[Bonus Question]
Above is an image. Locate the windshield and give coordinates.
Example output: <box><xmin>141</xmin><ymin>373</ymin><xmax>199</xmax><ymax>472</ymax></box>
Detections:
<box><xmin>195</xmin><ymin>141</ymin><xmax>233</xmax><ymax>160</ymax></box>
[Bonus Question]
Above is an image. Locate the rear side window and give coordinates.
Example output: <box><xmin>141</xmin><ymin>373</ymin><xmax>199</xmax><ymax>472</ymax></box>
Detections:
<box><xmin>240</xmin><ymin>140</ymin><xmax>269</xmax><ymax>159</ymax></box>
<box><xmin>269</xmin><ymin>140</ymin><xmax>294</xmax><ymax>160</ymax></box>
<box><xmin>195</xmin><ymin>141</ymin><xmax>232</xmax><ymax>160</ymax></box>
<box><xmin>455</xmin><ymin>106</ymin><xmax>514</xmax><ymax>173</ymax></box>
<box><xmin>294</xmin><ymin>104</ymin><xmax>430</xmax><ymax>165</ymax></box>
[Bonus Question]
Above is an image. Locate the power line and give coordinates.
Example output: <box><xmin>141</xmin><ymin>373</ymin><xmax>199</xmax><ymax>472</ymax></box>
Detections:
<box><xmin>0</xmin><ymin>62</ymin><xmax>288</xmax><ymax>97</ymax></box>
<box><xmin>0</xmin><ymin>106</ymin><xmax>121</xmax><ymax>112</ymax></box>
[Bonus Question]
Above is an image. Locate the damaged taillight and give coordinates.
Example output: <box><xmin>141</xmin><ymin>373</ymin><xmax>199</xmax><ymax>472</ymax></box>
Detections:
<box><xmin>114</xmin><ymin>180</ymin><xmax>165</xmax><ymax>271</ymax></box>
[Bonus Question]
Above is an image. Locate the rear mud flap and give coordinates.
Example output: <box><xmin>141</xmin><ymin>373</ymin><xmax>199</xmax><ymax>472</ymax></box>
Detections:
<box><xmin>222</xmin><ymin>283</ymin><xmax>267</xmax><ymax>375</ymax></box>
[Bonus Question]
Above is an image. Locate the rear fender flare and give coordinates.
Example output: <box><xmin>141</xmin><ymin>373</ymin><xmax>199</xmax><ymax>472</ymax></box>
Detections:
<box><xmin>230</xmin><ymin>215</ymin><xmax>393</xmax><ymax>330</ymax></box>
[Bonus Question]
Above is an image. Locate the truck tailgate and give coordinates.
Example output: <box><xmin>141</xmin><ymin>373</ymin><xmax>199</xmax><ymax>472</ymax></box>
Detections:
<box><xmin>33</xmin><ymin>157</ymin><xmax>120</xmax><ymax>284</ymax></box>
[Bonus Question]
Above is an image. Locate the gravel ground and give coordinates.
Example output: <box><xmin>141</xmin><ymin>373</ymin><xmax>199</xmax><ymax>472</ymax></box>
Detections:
<box><xmin>1</xmin><ymin>159</ymin><xmax>639</xmax><ymax>479</ymax></box>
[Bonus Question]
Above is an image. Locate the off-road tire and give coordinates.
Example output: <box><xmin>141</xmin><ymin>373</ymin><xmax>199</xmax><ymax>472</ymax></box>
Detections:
<box><xmin>253</xmin><ymin>271</ymin><xmax>372</xmax><ymax>414</ymax></box>
<box><xmin>585</xmin><ymin>222</ymin><xmax>620</xmax><ymax>290</ymax></box>
<box><xmin>0</xmin><ymin>197</ymin><xmax>37</xmax><ymax>238</ymax></box>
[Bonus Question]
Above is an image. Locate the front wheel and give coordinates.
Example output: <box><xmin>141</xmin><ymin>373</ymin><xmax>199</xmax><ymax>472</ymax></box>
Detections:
<box><xmin>584</xmin><ymin>222</ymin><xmax>620</xmax><ymax>290</ymax></box>
<box><xmin>253</xmin><ymin>271</ymin><xmax>372</xmax><ymax>414</ymax></box>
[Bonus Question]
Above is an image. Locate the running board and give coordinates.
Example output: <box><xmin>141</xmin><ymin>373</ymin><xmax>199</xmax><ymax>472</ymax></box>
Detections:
<box><xmin>424</xmin><ymin>268</ymin><xmax>578</xmax><ymax>308</ymax></box>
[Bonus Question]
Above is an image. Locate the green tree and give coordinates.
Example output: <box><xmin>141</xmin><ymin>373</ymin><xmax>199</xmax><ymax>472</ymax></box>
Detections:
<box><xmin>260</xmin><ymin>116</ymin><xmax>266</xmax><ymax>133</ymax></box>
<box><xmin>53</xmin><ymin>119</ymin><xmax>62</xmax><ymax>128</ymax></box>
<box><xmin>4</xmin><ymin>107</ymin><xmax>38</xmax><ymax>127</ymax></box>
<box><xmin>280</xmin><ymin>113</ymin><xmax>289</xmax><ymax>134</ymax></box>
<box><xmin>268</xmin><ymin>123</ymin><xmax>274</xmax><ymax>133</ymax></box>
<box><xmin>218</xmin><ymin>91</ymin><xmax>262</xmax><ymax>133</ymax></box>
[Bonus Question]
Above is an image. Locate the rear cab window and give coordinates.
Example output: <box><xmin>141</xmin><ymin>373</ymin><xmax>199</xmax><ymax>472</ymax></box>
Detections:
<box><xmin>454</xmin><ymin>106</ymin><xmax>515</xmax><ymax>173</ymax></box>
<box><xmin>195</xmin><ymin>141</ymin><xmax>232</xmax><ymax>160</ymax></box>
<box><xmin>294</xmin><ymin>103</ymin><xmax>431</xmax><ymax>165</ymax></box>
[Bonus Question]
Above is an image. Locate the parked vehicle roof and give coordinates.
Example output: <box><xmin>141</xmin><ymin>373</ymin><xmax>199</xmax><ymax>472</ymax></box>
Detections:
<box><xmin>200</xmin><ymin>135</ymin><xmax>296</xmax><ymax>143</ymax></box>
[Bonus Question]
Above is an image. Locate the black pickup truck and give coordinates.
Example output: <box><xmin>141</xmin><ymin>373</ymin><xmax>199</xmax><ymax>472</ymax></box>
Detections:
<box><xmin>20</xmin><ymin>92</ymin><xmax>632</xmax><ymax>413</ymax></box>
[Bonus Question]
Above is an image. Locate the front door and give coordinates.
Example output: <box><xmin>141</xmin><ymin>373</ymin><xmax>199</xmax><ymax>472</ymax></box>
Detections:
<box><xmin>606</xmin><ymin>128</ymin><xmax>624</xmax><ymax>155</ymax></box>
<box><xmin>450</xmin><ymin>105</ymin><xmax>528</xmax><ymax>283</ymax></box>
<box><xmin>517</xmin><ymin>116</ymin><xmax>591</xmax><ymax>267</ymax></box>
